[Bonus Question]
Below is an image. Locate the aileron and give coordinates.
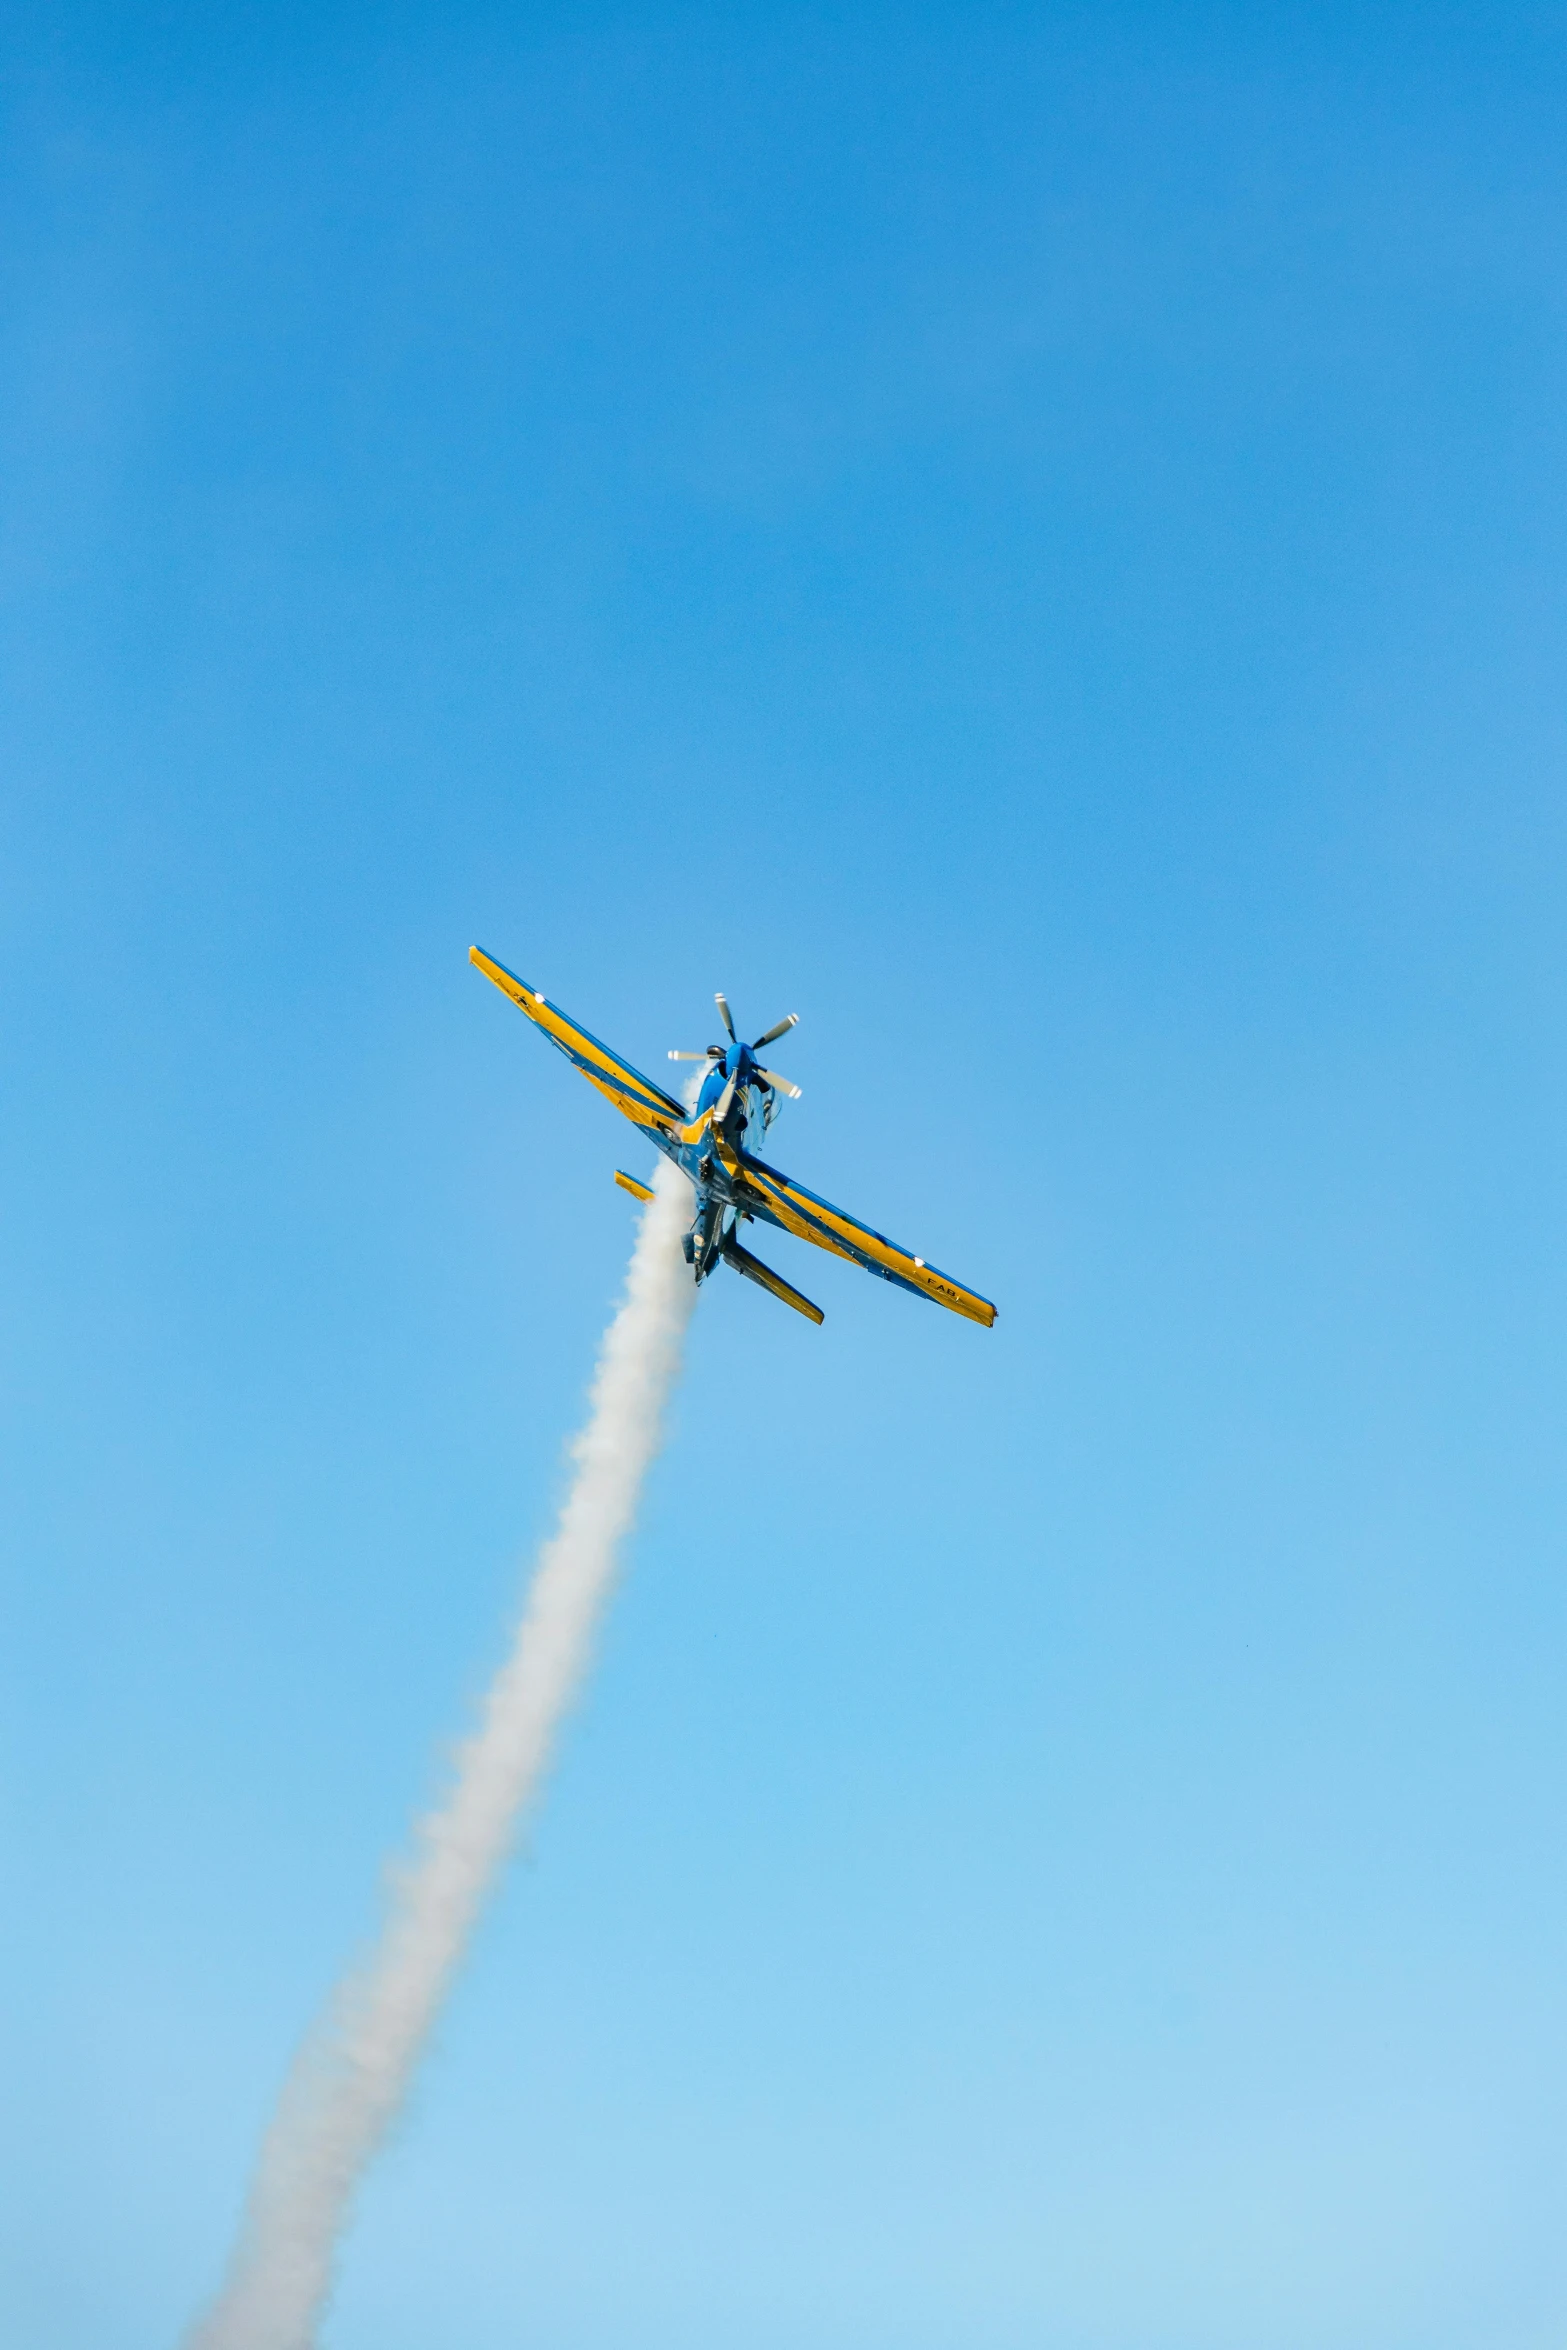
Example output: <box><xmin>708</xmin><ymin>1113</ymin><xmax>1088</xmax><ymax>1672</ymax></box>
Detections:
<box><xmin>470</xmin><ymin>946</ymin><xmax>684</xmax><ymax>1130</ymax></box>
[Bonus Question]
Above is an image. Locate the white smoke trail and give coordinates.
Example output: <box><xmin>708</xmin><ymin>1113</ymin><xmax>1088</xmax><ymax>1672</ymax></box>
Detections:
<box><xmin>187</xmin><ymin>1157</ymin><xmax>697</xmax><ymax>2350</ymax></box>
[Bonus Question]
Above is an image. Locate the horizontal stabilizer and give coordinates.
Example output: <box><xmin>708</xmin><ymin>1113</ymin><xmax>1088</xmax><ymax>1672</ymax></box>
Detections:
<box><xmin>613</xmin><ymin>1169</ymin><xmax>655</xmax><ymax>1203</ymax></box>
<box><xmin>720</xmin><ymin>1233</ymin><xmax>824</xmax><ymax>1325</ymax></box>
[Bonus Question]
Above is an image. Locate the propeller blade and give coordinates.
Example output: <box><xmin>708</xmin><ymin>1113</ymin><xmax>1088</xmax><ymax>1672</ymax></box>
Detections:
<box><xmin>755</xmin><ymin>1067</ymin><xmax>801</xmax><ymax>1098</ymax></box>
<box><xmin>752</xmin><ymin>1013</ymin><xmax>798</xmax><ymax>1049</ymax></box>
<box><xmin>715</xmin><ymin>991</ymin><xmax>736</xmax><ymax>1040</ymax></box>
<box><xmin>714</xmin><ymin>1074</ymin><xmax>737</xmax><ymax>1122</ymax></box>
<box><xmin>667</xmin><ymin>1051</ymin><xmax>710</xmax><ymax>1060</ymax></box>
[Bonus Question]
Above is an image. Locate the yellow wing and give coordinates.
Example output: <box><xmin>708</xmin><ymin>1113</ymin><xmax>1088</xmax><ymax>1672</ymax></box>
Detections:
<box><xmin>733</xmin><ymin>1152</ymin><xmax>996</xmax><ymax>1327</ymax></box>
<box><xmin>470</xmin><ymin>946</ymin><xmax>685</xmax><ymax>1134</ymax></box>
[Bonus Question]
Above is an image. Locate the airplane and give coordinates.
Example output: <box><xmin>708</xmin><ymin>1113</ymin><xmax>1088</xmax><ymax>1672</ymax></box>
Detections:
<box><xmin>470</xmin><ymin>945</ymin><xmax>996</xmax><ymax>1331</ymax></box>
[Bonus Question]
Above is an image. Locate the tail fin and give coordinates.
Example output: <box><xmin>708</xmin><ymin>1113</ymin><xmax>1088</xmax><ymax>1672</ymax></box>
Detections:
<box><xmin>720</xmin><ymin>1233</ymin><xmax>824</xmax><ymax>1325</ymax></box>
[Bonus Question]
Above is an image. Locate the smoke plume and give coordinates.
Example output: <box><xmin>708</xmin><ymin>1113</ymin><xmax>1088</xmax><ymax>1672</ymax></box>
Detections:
<box><xmin>187</xmin><ymin>1157</ymin><xmax>697</xmax><ymax>2350</ymax></box>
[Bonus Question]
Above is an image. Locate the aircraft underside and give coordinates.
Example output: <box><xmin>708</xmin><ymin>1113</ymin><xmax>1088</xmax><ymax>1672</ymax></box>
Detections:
<box><xmin>470</xmin><ymin>945</ymin><xmax>997</xmax><ymax>1331</ymax></box>
<box><xmin>654</xmin><ymin>1128</ymin><xmax>828</xmax><ymax>1325</ymax></box>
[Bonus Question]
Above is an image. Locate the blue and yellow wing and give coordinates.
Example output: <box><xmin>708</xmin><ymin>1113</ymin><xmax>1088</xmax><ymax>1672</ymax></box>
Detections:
<box><xmin>734</xmin><ymin>1154</ymin><xmax>996</xmax><ymax>1328</ymax></box>
<box><xmin>470</xmin><ymin>946</ymin><xmax>685</xmax><ymax>1135</ymax></box>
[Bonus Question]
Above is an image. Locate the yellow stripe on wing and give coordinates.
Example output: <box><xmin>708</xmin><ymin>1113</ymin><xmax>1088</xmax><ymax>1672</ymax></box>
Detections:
<box><xmin>740</xmin><ymin>1162</ymin><xmax>996</xmax><ymax>1327</ymax></box>
<box><xmin>470</xmin><ymin>945</ymin><xmax>684</xmax><ymax>1132</ymax></box>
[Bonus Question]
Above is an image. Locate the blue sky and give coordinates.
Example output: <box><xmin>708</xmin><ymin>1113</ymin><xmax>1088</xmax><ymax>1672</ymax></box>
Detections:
<box><xmin>5</xmin><ymin>5</ymin><xmax>1567</xmax><ymax>2345</ymax></box>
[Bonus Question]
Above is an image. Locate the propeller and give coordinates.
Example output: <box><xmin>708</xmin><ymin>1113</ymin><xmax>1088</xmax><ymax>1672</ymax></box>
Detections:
<box><xmin>667</xmin><ymin>995</ymin><xmax>803</xmax><ymax>1114</ymax></box>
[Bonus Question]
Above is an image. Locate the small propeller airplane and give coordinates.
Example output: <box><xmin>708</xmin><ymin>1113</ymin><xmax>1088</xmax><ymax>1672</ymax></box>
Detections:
<box><xmin>470</xmin><ymin>945</ymin><xmax>996</xmax><ymax>1330</ymax></box>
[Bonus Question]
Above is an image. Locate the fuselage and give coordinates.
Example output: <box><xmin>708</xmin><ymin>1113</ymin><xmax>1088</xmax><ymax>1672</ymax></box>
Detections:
<box><xmin>652</xmin><ymin>1042</ymin><xmax>777</xmax><ymax>1277</ymax></box>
